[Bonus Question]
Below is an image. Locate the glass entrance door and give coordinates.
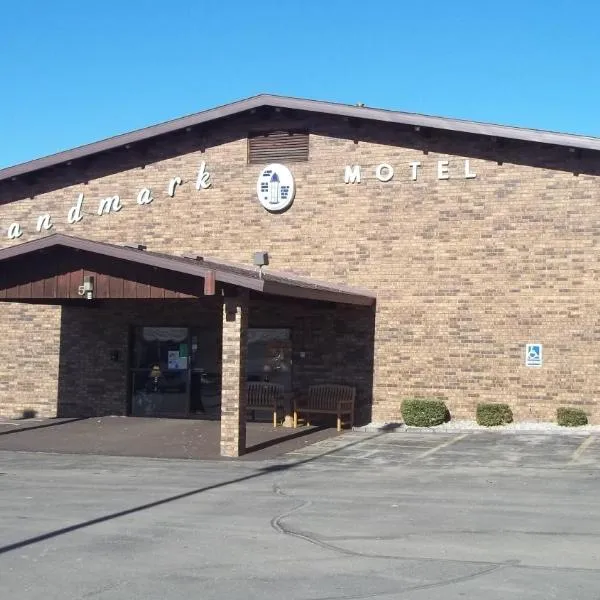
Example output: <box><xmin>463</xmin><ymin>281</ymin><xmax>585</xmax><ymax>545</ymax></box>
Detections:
<box><xmin>189</xmin><ymin>327</ymin><xmax>222</xmax><ymax>418</ymax></box>
<box><xmin>130</xmin><ymin>327</ymin><xmax>191</xmax><ymax>417</ymax></box>
<box><xmin>247</xmin><ymin>328</ymin><xmax>292</xmax><ymax>392</ymax></box>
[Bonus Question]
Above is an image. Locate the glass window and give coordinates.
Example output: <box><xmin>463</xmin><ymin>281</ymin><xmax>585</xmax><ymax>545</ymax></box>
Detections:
<box><xmin>247</xmin><ymin>328</ymin><xmax>292</xmax><ymax>392</ymax></box>
<box><xmin>131</xmin><ymin>327</ymin><xmax>190</xmax><ymax>417</ymax></box>
<box><xmin>189</xmin><ymin>327</ymin><xmax>222</xmax><ymax>416</ymax></box>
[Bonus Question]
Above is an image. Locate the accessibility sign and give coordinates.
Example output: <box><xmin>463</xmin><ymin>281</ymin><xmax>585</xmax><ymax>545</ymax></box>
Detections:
<box><xmin>525</xmin><ymin>343</ymin><xmax>542</xmax><ymax>368</ymax></box>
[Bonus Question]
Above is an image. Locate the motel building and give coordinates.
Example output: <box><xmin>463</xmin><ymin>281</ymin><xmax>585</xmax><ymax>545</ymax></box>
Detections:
<box><xmin>1</xmin><ymin>94</ymin><xmax>600</xmax><ymax>456</ymax></box>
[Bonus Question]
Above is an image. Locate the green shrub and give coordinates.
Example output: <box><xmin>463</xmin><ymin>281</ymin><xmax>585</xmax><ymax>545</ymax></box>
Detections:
<box><xmin>476</xmin><ymin>403</ymin><xmax>513</xmax><ymax>426</ymax></box>
<box><xmin>401</xmin><ymin>398</ymin><xmax>449</xmax><ymax>427</ymax></box>
<box><xmin>557</xmin><ymin>407</ymin><xmax>588</xmax><ymax>427</ymax></box>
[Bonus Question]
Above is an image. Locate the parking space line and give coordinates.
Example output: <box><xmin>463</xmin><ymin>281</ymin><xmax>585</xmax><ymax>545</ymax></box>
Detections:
<box><xmin>410</xmin><ymin>433</ymin><xmax>469</xmax><ymax>462</ymax></box>
<box><xmin>568</xmin><ymin>436</ymin><xmax>596</xmax><ymax>465</ymax></box>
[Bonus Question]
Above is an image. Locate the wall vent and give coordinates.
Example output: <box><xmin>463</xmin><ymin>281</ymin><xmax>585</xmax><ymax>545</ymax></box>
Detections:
<box><xmin>248</xmin><ymin>130</ymin><xmax>309</xmax><ymax>164</ymax></box>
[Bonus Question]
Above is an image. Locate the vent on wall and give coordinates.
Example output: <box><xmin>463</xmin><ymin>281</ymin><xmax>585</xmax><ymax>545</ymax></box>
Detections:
<box><xmin>248</xmin><ymin>130</ymin><xmax>309</xmax><ymax>164</ymax></box>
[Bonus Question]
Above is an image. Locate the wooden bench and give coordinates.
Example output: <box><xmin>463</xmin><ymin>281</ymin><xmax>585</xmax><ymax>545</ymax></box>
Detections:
<box><xmin>246</xmin><ymin>382</ymin><xmax>284</xmax><ymax>427</ymax></box>
<box><xmin>293</xmin><ymin>384</ymin><xmax>356</xmax><ymax>432</ymax></box>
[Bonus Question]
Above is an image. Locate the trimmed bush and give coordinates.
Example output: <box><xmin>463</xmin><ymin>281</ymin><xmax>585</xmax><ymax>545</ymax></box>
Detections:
<box><xmin>476</xmin><ymin>403</ymin><xmax>513</xmax><ymax>427</ymax></box>
<box><xmin>401</xmin><ymin>398</ymin><xmax>449</xmax><ymax>427</ymax></box>
<box><xmin>557</xmin><ymin>407</ymin><xmax>588</xmax><ymax>427</ymax></box>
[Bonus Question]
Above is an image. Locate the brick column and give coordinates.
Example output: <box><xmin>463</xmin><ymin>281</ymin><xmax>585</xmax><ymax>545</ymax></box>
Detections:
<box><xmin>220</xmin><ymin>296</ymin><xmax>248</xmax><ymax>457</ymax></box>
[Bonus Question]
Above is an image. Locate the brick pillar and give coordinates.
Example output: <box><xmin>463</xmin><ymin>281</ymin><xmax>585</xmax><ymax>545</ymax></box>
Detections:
<box><xmin>220</xmin><ymin>296</ymin><xmax>248</xmax><ymax>457</ymax></box>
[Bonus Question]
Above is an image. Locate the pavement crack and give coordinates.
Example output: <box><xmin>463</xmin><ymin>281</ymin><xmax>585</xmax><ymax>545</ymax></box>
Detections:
<box><xmin>271</xmin><ymin>482</ymin><xmax>518</xmax><ymax>567</ymax></box>
<box><xmin>270</xmin><ymin>482</ymin><xmax>600</xmax><ymax>579</ymax></box>
<box><xmin>311</xmin><ymin>562</ymin><xmax>515</xmax><ymax>600</ymax></box>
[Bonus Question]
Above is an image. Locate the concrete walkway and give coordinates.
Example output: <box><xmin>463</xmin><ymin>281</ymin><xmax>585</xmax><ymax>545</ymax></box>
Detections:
<box><xmin>0</xmin><ymin>416</ymin><xmax>341</xmax><ymax>460</ymax></box>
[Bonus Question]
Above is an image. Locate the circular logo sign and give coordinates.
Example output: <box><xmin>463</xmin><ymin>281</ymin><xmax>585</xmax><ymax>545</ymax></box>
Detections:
<box><xmin>256</xmin><ymin>164</ymin><xmax>295</xmax><ymax>212</ymax></box>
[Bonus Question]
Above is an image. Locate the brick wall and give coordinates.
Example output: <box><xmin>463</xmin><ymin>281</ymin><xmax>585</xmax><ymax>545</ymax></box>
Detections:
<box><xmin>1</xmin><ymin>110</ymin><xmax>600</xmax><ymax>423</ymax></box>
<box><xmin>26</xmin><ymin>294</ymin><xmax>373</xmax><ymax>424</ymax></box>
<box><xmin>220</xmin><ymin>298</ymin><xmax>248</xmax><ymax>456</ymax></box>
<box><xmin>0</xmin><ymin>303</ymin><xmax>61</xmax><ymax>418</ymax></box>
<box><xmin>56</xmin><ymin>300</ymin><xmax>221</xmax><ymax>417</ymax></box>
<box><xmin>249</xmin><ymin>296</ymin><xmax>375</xmax><ymax>424</ymax></box>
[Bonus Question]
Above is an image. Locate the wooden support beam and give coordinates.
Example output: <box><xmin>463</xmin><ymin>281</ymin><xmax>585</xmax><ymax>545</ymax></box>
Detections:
<box><xmin>204</xmin><ymin>270</ymin><xmax>216</xmax><ymax>295</ymax></box>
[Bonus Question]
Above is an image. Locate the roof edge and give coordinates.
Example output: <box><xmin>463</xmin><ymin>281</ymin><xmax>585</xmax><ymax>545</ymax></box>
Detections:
<box><xmin>0</xmin><ymin>233</ymin><xmax>376</xmax><ymax>306</ymax></box>
<box><xmin>2</xmin><ymin>93</ymin><xmax>600</xmax><ymax>183</ymax></box>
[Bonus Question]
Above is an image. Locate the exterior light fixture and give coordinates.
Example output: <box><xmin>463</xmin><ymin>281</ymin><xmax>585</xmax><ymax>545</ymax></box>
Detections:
<box><xmin>253</xmin><ymin>251</ymin><xmax>269</xmax><ymax>267</ymax></box>
<box><xmin>253</xmin><ymin>251</ymin><xmax>269</xmax><ymax>279</ymax></box>
<box><xmin>77</xmin><ymin>275</ymin><xmax>95</xmax><ymax>300</ymax></box>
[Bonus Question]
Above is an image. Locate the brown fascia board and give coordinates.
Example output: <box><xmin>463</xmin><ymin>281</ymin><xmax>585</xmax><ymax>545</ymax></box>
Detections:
<box><xmin>262</xmin><ymin>279</ymin><xmax>375</xmax><ymax>306</ymax></box>
<box><xmin>2</xmin><ymin>94</ymin><xmax>600</xmax><ymax>183</ymax></box>
<box><xmin>0</xmin><ymin>233</ymin><xmax>375</xmax><ymax>305</ymax></box>
<box><xmin>0</xmin><ymin>233</ymin><xmax>250</xmax><ymax>288</ymax></box>
<box><xmin>261</xmin><ymin>270</ymin><xmax>376</xmax><ymax>306</ymax></box>
<box><xmin>186</xmin><ymin>254</ymin><xmax>376</xmax><ymax>305</ymax></box>
<box><xmin>196</xmin><ymin>254</ymin><xmax>376</xmax><ymax>305</ymax></box>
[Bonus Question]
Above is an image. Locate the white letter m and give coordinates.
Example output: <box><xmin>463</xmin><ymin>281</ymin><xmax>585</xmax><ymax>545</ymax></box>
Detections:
<box><xmin>344</xmin><ymin>165</ymin><xmax>361</xmax><ymax>184</ymax></box>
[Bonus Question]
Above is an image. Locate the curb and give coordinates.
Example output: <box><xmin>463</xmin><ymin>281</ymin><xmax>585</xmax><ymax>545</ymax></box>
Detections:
<box><xmin>352</xmin><ymin>422</ymin><xmax>600</xmax><ymax>435</ymax></box>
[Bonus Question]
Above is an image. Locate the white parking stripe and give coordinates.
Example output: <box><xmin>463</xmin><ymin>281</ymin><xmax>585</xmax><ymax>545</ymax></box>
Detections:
<box><xmin>568</xmin><ymin>436</ymin><xmax>596</xmax><ymax>465</ymax></box>
<box><xmin>410</xmin><ymin>433</ymin><xmax>469</xmax><ymax>462</ymax></box>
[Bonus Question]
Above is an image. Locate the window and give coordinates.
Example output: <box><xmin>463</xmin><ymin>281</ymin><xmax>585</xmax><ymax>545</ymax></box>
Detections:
<box><xmin>246</xmin><ymin>328</ymin><xmax>292</xmax><ymax>392</ymax></box>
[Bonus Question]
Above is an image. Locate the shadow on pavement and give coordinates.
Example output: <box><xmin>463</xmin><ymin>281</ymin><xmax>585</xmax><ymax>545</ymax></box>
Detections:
<box><xmin>0</xmin><ymin>431</ymin><xmax>383</xmax><ymax>556</ymax></box>
<box><xmin>0</xmin><ymin>418</ymin><xmax>87</xmax><ymax>436</ymax></box>
<box><xmin>245</xmin><ymin>425</ymin><xmax>329</xmax><ymax>454</ymax></box>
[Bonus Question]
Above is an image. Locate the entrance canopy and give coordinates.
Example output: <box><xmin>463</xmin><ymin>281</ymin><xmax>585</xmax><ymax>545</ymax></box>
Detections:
<box><xmin>0</xmin><ymin>233</ymin><xmax>376</xmax><ymax>305</ymax></box>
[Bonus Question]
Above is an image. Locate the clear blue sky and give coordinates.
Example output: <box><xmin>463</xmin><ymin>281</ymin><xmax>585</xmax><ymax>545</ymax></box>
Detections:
<box><xmin>1</xmin><ymin>0</ymin><xmax>598</xmax><ymax>168</ymax></box>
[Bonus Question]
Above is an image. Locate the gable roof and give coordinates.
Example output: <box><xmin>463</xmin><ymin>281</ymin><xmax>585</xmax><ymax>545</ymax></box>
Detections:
<box><xmin>0</xmin><ymin>233</ymin><xmax>376</xmax><ymax>306</ymax></box>
<box><xmin>1</xmin><ymin>94</ymin><xmax>600</xmax><ymax>184</ymax></box>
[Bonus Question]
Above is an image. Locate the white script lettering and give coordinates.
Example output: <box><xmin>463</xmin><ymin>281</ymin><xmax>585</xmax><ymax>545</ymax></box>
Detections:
<box><xmin>136</xmin><ymin>187</ymin><xmax>153</xmax><ymax>205</ymax></box>
<box><xmin>67</xmin><ymin>193</ymin><xmax>84</xmax><ymax>224</ymax></box>
<box><xmin>97</xmin><ymin>195</ymin><xmax>123</xmax><ymax>215</ymax></box>
<box><xmin>7</xmin><ymin>223</ymin><xmax>23</xmax><ymax>239</ymax></box>
<box><xmin>4</xmin><ymin>163</ymin><xmax>216</xmax><ymax>242</ymax></box>
<box><xmin>36</xmin><ymin>214</ymin><xmax>53</xmax><ymax>232</ymax></box>
<box><xmin>168</xmin><ymin>177</ymin><xmax>182</xmax><ymax>197</ymax></box>
<box><xmin>196</xmin><ymin>162</ymin><xmax>211</xmax><ymax>190</ymax></box>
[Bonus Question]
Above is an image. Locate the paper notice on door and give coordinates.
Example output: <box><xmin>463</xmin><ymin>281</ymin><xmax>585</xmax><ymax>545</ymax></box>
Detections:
<box><xmin>168</xmin><ymin>351</ymin><xmax>180</xmax><ymax>370</ymax></box>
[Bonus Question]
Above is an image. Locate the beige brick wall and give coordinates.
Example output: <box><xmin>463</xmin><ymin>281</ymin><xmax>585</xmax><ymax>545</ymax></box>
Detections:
<box><xmin>249</xmin><ymin>297</ymin><xmax>375</xmax><ymax>425</ymax></box>
<box><xmin>0</xmin><ymin>303</ymin><xmax>61</xmax><ymax>418</ymax></box>
<box><xmin>57</xmin><ymin>300</ymin><xmax>222</xmax><ymax>417</ymax></box>
<box><xmin>1</xmin><ymin>112</ymin><xmax>600</xmax><ymax>423</ymax></box>
<box><xmin>220</xmin><ymin>299</ymin><xmax>248</xmax><ymax>456</ymax></box>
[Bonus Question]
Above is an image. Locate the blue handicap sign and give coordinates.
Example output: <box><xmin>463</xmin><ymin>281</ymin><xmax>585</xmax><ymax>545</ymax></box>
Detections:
<box><xmin>526</xmin><ymin>343</ymin><xmax>542</xmax><ymax>367</ymax></box>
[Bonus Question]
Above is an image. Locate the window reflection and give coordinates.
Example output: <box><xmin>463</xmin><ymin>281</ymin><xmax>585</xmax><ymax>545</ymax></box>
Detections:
<box><xmin>246</xmin><ymin>328</ymin><xmax>292</xmax><ymax>392</ymax></box>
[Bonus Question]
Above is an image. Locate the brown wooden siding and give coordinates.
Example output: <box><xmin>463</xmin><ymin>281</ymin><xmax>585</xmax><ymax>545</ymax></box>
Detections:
<box><xmin>0</xmin><ymin>248</ymin><xmax>210</xmax><ymax>300</ymax></box>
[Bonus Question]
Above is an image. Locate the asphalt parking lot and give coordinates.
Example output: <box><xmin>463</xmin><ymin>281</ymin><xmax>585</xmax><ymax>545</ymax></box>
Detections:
<box><xmin>1</xmin><ymin>431</ymin><xmax>599</xmax><ymax>599</ymax></box>
<box><xmin>284</xmin><ymin>429</ymin><xmax>600</xmax><ymax>469</ymax></box>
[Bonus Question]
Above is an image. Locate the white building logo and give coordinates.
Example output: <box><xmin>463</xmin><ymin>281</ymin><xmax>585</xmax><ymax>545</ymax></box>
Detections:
<box><xmin>256</xmin><ymin>164</ymin><xmax>295</xmax><ymax>212</ymax></box>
